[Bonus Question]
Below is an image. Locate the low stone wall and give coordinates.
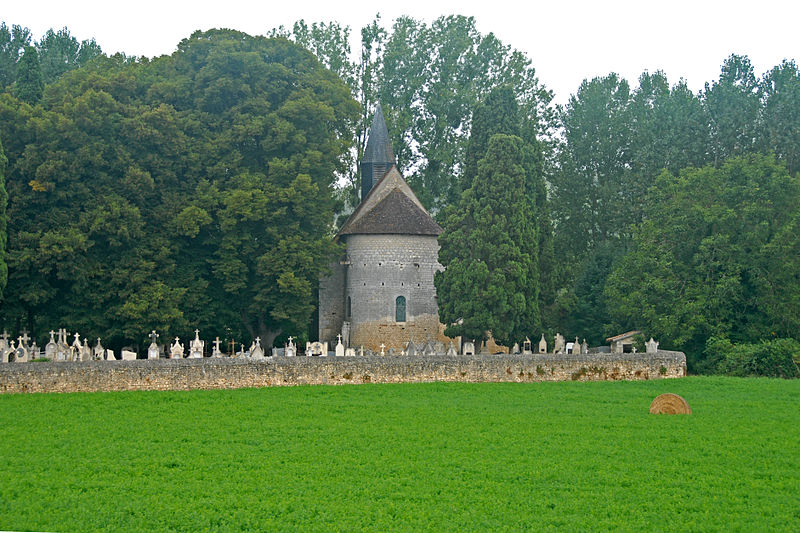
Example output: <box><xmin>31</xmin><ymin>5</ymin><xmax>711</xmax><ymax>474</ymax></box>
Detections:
<box><xmin>0</xmin><ymin>351</ymin><xmax>686</xmax><ymax>394</ymax></box>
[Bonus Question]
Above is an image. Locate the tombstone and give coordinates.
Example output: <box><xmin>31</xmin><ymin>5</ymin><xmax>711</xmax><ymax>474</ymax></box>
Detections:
<box><xmin>335</xmin><ymin>334</ymin><xmax>344</xmax><ymax>357</ymax></box>
<box><xmin>285</xmin><ymin>336</ymin><xmax>296</xmax><ymax>357</ymax></box>
<box><xmin>379</xmin><ymin>343</ymin><xmax>386</xmax><ymax>356</ymax></box>
<box><xmin>553</xmin><ymin>333</ymin><xmax>565</xmax><ymax>354</ymax></box>
<box><xmin>14</xmin><ymin>338</ymin><xmax>29</xmax><ymax>363</ymax></box>
<box><xmin>105</xmin><ymin>348</ymin><xmax>117</xmax><ymax>361</ymax></box>
<box><xmin>188</xmin><ymin>330</ymin><xmax>204</xmax><ymax>359</ymax></box>
<box><xmin>358</xmin><ymin>346</ymin><xmax>365</xmax><ymax>357</ymax></box>
<box><xmin>463</xmin><ymin>341</ymin><xmax>475</xmax><ymax>356</ymax></box>
<box><xmin>538</xmin><ymin>334</ymin><xmax>547</xmax><ymax>354</ymax></box>
<box><xmin>646</xmin><ymin>338</ymin><xmax>660</xmax><ymax>353</ymax></box>
<box><xmin>523</xmin><ymin>337</ymin><xmax>533</xmax><ymax>355</ymax></box>
<box><xmin>434</xmin><ymin>341</ymin><xmax>445</xmax><ymax>355</ymax></box>
<box><xmin>422</xmin><ymin>340</ymin><xmax>436</xmax><ymax>357</ymax></box>
<box><xmin>170</xmin><ymin>337</ymin><xmax>184</xmax><ymax>359</ymax></box>
<box><xmin>405</xmin><ymin>341</ymin><xmax>417</xmax><ymax>357</ymax></box>
<box><xmin>512</xmin><ymin>342</ymin><xmax>520</xmax><ymax>355</ymax></box>
<box><xmin>30</xmin><ymin>342</ymin><xmax>41</xmax><ymax>360</ymax></box>
<box><xmin>581</xmin><ymin>339</ymin><xmax>589</xmax><ymax>355</ymax></box>
<box><xmin>306</xmin><ymin>341</ymin><xmax>328</xmax><ymax>357</ymax></box>
<box><xmin>80</xmin><ymin>338</ymin><xmax>92</xmax><ymax>362</ymax></box>
<box><xmin>341</xmin><ymin>322</ymin><xmax>351</xmax><ymax>348</ymax></box>
<box><xmin>250</xmin><ymin>337</ymin><xmax>265</xmax><ymax>359</ymax></box>
<box><xmin>5</xmin><ymin>340</ymin><xmax>17</xmax><ymax>363</ymax></box>
<box><xmin>121</xmin><ymin>350</ymin><xmax>137</xmax><ymax>361</ymax></box>
<box><xmin>573</xmin><ymin>337</ymin><xmax>581</xmax><ymax>354</ymax></box>
<box><xmin>345</xmin><ymin>347</ymin><xmax>356</xmax><ymax>357</ymax></box>
<box><xmin>387</xmin><ymin>348</ymin><xmax>396</xmax><ymax>356</ymax></box>
<box><xmin>212</xmin><ymin>337</ymin><xmax>224</xmax><ymax>358</ymax></box>
<box><xmin>56</xmin><ymin>329</ymin><xmax>69</xmax><ymax>361</ymax></box>
<box><xmin>70</xmin><ymin>332</ymin><xmax>83</xmax><ymax>361</ymax></box>
<box><xmin>93</xmin><ymin>338</ymin><xmax>105</xmax><ymax>360</ymax></box>
<box><xmin>147</xmin><ymin>330</ymin><xmax>160</xmax><ymax>360</ymax></box>
<box><xmin>0</xmin><ymin>330</ymin><xmax>8</xmax><ymax>354</ymax></box>
<box><xmin>446</xmin><ymin>341</ymin><xmax>458</xmax><ymax>356</ymax></box>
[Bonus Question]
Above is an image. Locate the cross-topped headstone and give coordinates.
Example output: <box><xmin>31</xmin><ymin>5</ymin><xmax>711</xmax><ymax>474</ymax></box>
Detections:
<box><xmin>19</xmin><ymin>331</ymin><xmax>30</xmax><ymax>347</ymax></box>
<box><xmin>336</xmin><ymin>334</ymin><xmax>342</xmax><ymax>345</ymax></box>
<box><xmin>213</xmin><ymin>337</ymin><xmax>222</xmax><ymax>352</ymax></box>
<box><xmin>1</xmin><ymin>331</ymin><xmax>8</xmax><ymax>343</ymax></box>
<box><xmin>149</xmin><ymin>330</ymin><xmax>159</xmax><ymax>345</ymax></box>
<box><xmin>379</xmin><ymin>343</ymin><xmax>386</xmax><ymax>356</ymax></box>
<box><xmin>49</xmin><ymin>330</ymin><xmax>56</xmax><ymax>342</ymax></box>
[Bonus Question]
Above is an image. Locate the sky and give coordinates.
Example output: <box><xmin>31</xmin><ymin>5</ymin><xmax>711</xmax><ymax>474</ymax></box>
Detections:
<box><xmin>4</xmin><ymin>0</ymin><xmax>799</xmax><ymax>103</ymax></box>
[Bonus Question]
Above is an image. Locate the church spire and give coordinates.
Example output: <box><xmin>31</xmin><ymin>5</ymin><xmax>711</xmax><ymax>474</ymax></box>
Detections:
<box><xmin>361</xmin><ymin>103</ymin><xmax>396</xmax><ymax>202</ymax></box>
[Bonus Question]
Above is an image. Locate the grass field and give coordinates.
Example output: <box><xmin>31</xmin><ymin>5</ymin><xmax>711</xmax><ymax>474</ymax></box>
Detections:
<box><xmin>1</xmin><ymin>377</ymin><xmax>798</xmax><ymax>531</ymax></box>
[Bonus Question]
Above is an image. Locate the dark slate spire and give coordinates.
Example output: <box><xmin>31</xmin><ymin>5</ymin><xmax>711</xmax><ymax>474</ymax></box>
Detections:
<box><xmin>361</xmin><ymin>103</ymin><xmax>396</xmax><ymax>202</ymax></box>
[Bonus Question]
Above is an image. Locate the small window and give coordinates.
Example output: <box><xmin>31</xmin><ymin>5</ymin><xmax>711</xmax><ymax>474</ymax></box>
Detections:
<box><xmin>395</xmin><ymin>296</ymin><xmax>406</xmax><ymax>322</ymax></box>
<box><xmin>346</xmin><ymin>296</ymin><xmax>351</xmax><ymax>319</ymax></box>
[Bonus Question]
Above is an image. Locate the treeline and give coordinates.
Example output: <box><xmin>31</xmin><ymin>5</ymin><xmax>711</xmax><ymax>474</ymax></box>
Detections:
<box><xmin>0</xmin><ymin>17</ymin><xmax>798</xmax><ymax>374</ymax></box>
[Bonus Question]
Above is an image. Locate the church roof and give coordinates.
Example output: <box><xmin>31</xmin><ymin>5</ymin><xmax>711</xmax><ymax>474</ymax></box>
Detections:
<box><xmin>339</xmin><ymin>166</ymin><xmax>442</xmax><ymax>237</ymax></box>
<box><xmin>363</xmin><ymin>104</ymin><xmax>395</xmax><ymax>164</ymax></box>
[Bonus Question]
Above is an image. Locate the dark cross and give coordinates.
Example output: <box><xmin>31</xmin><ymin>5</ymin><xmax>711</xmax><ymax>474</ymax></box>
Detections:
<box><xmin>149</xmin><ymin>330</ymin><xmax>159</xmax><ymax>345</ymax></box>
<box><xmin>228</xmin><ymin>340</ymin><xmax>236</xmax><ymax>355</ymax></box>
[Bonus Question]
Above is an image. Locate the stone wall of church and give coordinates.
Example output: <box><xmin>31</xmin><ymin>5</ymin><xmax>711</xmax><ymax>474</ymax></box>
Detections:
<box><xmin>318</xmin><ymin>261</ymin><xmax>345</xmax><ymax>345</ymax></box>
<box><xmin>343</xmin><ymin>234</ymin><xmax>443</xmax><ymax>351</ymax></box>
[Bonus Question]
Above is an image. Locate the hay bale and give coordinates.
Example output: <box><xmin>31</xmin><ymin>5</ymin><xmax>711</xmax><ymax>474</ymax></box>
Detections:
<box><xmin>649</xmin><ymin>393</ymin><xmax>692</xmax><ymax>415</ymax></box>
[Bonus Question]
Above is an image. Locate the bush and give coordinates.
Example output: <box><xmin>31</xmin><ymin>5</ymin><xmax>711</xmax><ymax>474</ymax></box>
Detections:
<box><xmin>707</xmin><ymin>337</ymin><xmax>800</xmax><ymax>378</ymax></box>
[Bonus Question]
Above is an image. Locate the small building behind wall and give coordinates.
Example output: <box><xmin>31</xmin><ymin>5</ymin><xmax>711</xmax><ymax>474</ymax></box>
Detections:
<box><xmin>606</xmin><ymin>330</ymin><xmax>642</xmax><ymax>354</ymax></box>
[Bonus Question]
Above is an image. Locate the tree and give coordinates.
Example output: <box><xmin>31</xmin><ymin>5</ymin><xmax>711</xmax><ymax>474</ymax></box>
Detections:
<box><xmin>13</xmin><ymin>46</ymin><xmax>42</xmax><ymax>104</ymax></box>
<box><xmin>0</xmin><ymin>136</ymin><xmax>7</xmax><ymax>300</ymax></box>
<box><xmin>36</xmin><ymin>27</ymin><xmax>102</xmax><ymax>84</ymax></box>
<box><xmin>0</xmin><ymin>22</ymin><xmax>32</xmax><ymax>89</ymax></box>
<box><xmin>759</xmin><ymin>59</ymin><xmax>800</xmax><ymax>175</ymax></box>
<box><xmin>604</xmin><ymin>154</ymin><xmax>800</xmax><ymax>369</ymax></box>
<box><xmin>436</xmin><ymin>134</ymin><xmax>539</xmax><ymax>346</ymax></box>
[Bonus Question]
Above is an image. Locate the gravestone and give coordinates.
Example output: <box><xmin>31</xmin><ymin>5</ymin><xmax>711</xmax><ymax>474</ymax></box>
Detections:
<box><xmin>573</xmin><ymin>337</ymin><xmax>581</xmax><ymax>354</ymax></box>
<box><xmin>80</xmin><ymin>338</ymin><xmax>92</xmax><ymax>361</ymax></box>
<box><xmin>212</xmin><ymin>337</ymin><xmax>223</xmax><ymax>358</ymax></box>
<box><xmin>422</xmin><ymin>340</ymin><xmax>436</xmax><ymax>356</ymax></box>
<box><xmin>512</xmin><ymin>342</ymin><xmax>520</xmax><ymax>355</ymax></box>
<box><xmin>71</xmin><ymin>333</ymin><xmax>83</xmax><ymax>362</ymax></box>
<box><xmin>581</xmin><ymin>339</ymin><xmax>589</xmax><ymax>355</ymax></box>
<box><xmin>45</xmin><ymin>331</ymin><xmax>57</xmax><ymax>361</ymax></box>
<box><xmin>306</xmin><ymin>341</ymin><xmax>327</xmax><ymax>357</ymax></box>
<box><xmin>56</xmin><ymin>329</ymin><xmax>69</xmax><ymax>361</ymax></box>
<box><xmin>646</xmin><ymin>338</ymin><xmax>659</xmax><ymax>353</ymax></box>
<box><xmin>463</xmin><ymin>341</ymin><xmax>475</xmax><ymax>356</ymax></box>
<box><xmin>523</xmin><ymin>337</ymin><xmax>533</xmax><ymax>355</ymax></box>
<box><xmin>345</xmin><ymin>347</ymin><xmax>356</xmax><ymax>357</ymax></box>
<box><xmin>93</xmin><ymin>338</ymin><xmax>105</xmax><ymax>360</ymax></box>
<box><xmin>434</xmin><ymin>341</ymin><xmax>445</xmax><ymax>355</ymax></box>
<box><xmin>379</xmin><ymin>343</ymin><xmax>386</xmax><ymax>356</ymax></box>
<box><xmin>405</xmin><ymin>341</ymin><xmax>417</xmax><ymax>357</ymax></box>
<box><xmin>15</xmin><ymin>337</ymin><xmax>29</xmax><ymax>362</ymax></box>
<box><xmin>5</xmin><ymin>340</ymin><xmax>17</xmax><ymax>362</ymax></box>
<box><xmin>335</xmin><ymin>334</ymin><xmax>344</xmax><ymax>357</ymax></box>
<box><xmin>358</xmin><ymin>346</ymin><xmax>365</xmax><ymax>357</ymax></box>
<box><xmin>250</xmin><ymin>337</ymin><xmax>265</xmax><ymax>359</ymax></box>
<box><xmin>341</xmin><ymin>322</ymin><xmax>350</xmax><ymax>348</ymax></box>
<box><xmin>0</xmin><ymin>331</ymin><xmax>8</xmax><ymax>354</ymax></box>
<box><xmin>538</xmin><ymin>334</ymin><xmax>547</xmax><ymax>354</ymax></box>
<box><xmin>188</xmin><ymin>330</ymin><xmax>204</xmax><ymax>358</ymax></box>
<box><xmin>285</xmin><ymin>336</ymin><xmax>296</xmax><ymax>357</ymax></box>
<box><xmin>147</xmin><ymin>331</ymin><xmax>160</xmax><ymax>360</ymax></box>
<box><xmin>387</xmin><ymin>348</ymin><xmax>396</xmax><ymax>356</ymax></box>
<box><xmin>121</xmin><ymin>350</ymin><xmax>137</xmax><ymax>361</ymax></box>
<box><xmin>170</xmin><ymin>337</ymin><xmax>184</xmax><ymax>359</ymax></box>
<box><xmin>106</xmin><ymin>349</ymin><xmax>117</xmax><ymax>361</ymax></box>
<box><xmin>446</xmin><ymin>341</ymin><xmax>458</xmax><ymax>356</ymax></box>
<box><xmin>553</xmin><ymin>333</ymin><xmax>565</xmax><ymax>354</ymax></box>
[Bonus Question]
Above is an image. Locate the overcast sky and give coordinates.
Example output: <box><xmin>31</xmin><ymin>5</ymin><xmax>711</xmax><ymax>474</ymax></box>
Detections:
<box><xmin>4</xmin><ymin>0</ymin><xmax>798</xmax><ymax>103</ymax></box>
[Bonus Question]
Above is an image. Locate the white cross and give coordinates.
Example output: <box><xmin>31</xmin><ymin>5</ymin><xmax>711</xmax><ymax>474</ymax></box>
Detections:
<box><xmin>336</xmin><ymin>334</ymin><xmax>342</xmax><ymax>345</ymax></box>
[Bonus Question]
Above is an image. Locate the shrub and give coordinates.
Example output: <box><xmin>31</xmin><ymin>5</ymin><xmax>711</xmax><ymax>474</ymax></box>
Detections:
<box><xmin>707</xmin><ymin>337</ymin><xmax>800</xmax><ymax>378</ymax></box>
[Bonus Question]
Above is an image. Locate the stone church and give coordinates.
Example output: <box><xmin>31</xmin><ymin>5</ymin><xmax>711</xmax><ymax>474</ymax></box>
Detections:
<box><xmin>318</xmin><ymin>105</ymin><xmax>448</xmax><ymax>351</ymax></box>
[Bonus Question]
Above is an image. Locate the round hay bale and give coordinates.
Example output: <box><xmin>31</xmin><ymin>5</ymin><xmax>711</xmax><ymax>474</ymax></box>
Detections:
<box><xmin>649</xmin><ymin>393</ymin><xmax>691</xmax><ymax>415</ymax></box>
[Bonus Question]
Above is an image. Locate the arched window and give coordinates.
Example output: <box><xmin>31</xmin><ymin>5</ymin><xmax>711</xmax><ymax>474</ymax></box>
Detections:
<box><xmin>346</xmin><ymin>296</ymin><xmax>352</xmax><ymax>319</ymax></box>
<box><xmin>395</xmin><ymin>296</ymin><xmax>406</xmax><ymax>322</ymax></box>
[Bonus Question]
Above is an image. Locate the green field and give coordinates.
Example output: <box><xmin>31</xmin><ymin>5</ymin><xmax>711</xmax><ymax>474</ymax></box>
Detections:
<box><xmin>1</xmin><ymin>377</ymin><xmax>798</xmax><ymax>531</ymax></box>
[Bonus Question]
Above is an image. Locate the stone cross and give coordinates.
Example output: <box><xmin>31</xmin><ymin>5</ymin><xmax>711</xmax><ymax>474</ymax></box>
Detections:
<box><xmin>380</xmin><ymin>343</ymin><xmax>386</xmax><ymax>356</ymax></box>
<box><xmin>255</xmin><ymin>337</ymin><xmax>261</xmax><ymax>346</ymax></box>
<box><xmin>336</xmin><ymin>334</ymin><xmax>342</xmax><ymax>345</ymax></box>
<box><xmin>19</xmin><ymin>331</ymin><xmax>30</xmax><ymax>347</ymax></box>
<box><xmin>1</xmin><ymin>331</ymin><xmax>8</xmax><ymax>343</ymax></box>
<box><xmin>228</xmin><ymin>340</ymin><xmax>236</xmax><ymax>355</ymax></box>
<box><xmin>632</xmin><ymin>346</ymin><xmax>637</xmax><ymax>354</ymax></box>
<box><xmin>49</xmin><ymin>330</ymin><xmax>56</xmax><ymax>342</ymax></box>
<box><xmin>149</xmin><ymin>330</ymin><xmax>159</xmax><ymax>344</ymax></box>
<box><xmin>73</xmin><ymin>332</ymin><xmax>81</xmax><ymax>346</ymax></box>
<box><xmin>213</xmin><ymin>337</ymin><xmax>221</xmax><ymax>352</ymax></box>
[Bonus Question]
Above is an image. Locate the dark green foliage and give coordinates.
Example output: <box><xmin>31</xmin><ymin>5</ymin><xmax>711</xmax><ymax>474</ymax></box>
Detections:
<box><xmin>707</xmin><ymin>336</ymin><xmax>800</xmax><ymax>378</ymax></box>
<box><xmin>0</xmin><ymin>137</ymin><xmax>6</xmax><ymax>300</ymax></box>
<box><xmin>605</xmin><ymin>154</ymin><xmax>800</xmax><ymax>369</ymax></box>
<box><xmin>759</xmin><ymin>59</ymin><xmax>800</xmax><ymax>175</ymax></box>
<box><xmin>36</xmin><ymin>26</ymin><xmax>103</xmax><ymax>84</ymax></box>
<box><xmin>13</xmin><ymin>46</ymin><xmax>42</xmax><ymax>104</ymax></box>
<box><xmin>0</xmin><ymin>22</ymin><xmax>32</xmax><ymax>89</ymax></box>
<box><xmin>1</xmin><ymin>378</ymin><xmax>799</xmax><ymax>530</ymax></box>
<box><xmin>0</xmin><ymin>30</ymin><xmax>357</xmax><ymax>349</ymax></box>
<box><xmin>436</xmin><ymin>134</ymin><xmax>538</xmax><ymax>346</ymax></box>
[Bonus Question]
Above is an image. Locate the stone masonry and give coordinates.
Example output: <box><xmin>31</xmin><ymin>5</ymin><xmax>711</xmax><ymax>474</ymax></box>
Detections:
<box><xmin>0</xmin><ymin>351</ymin><xmax>687</xmax><ymax>394</ymax></box>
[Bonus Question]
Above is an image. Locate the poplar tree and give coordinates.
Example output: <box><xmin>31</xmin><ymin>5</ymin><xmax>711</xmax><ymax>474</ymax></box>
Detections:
<box><xmin>0</xmin><ymin>137</ymin><xmax>6</xmax><ymax>300</ymax></box>
<box><xmin>13</xmin><ymin>46</ymin><xmax>42</xmax><ymax>104</ymax></box>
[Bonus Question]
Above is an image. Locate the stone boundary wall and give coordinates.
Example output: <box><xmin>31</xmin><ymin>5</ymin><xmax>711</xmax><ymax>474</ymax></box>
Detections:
<box><xmin>0</xmin><ymin>351</ymin><xmax>686</xmax><ymax>394</ymax></box>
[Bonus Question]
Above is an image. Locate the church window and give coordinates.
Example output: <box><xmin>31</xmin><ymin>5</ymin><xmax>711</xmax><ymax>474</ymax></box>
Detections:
<box><xmin>395</xmin><ymin>296</ymin><xmax>406</xmax><ymax>322</ymax></box>
<box><xmin>346</xmin><ymin>297</ymin><xmax>351</xmax><ymax>319</ymax></box>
